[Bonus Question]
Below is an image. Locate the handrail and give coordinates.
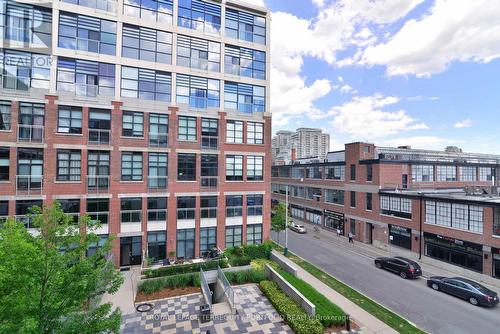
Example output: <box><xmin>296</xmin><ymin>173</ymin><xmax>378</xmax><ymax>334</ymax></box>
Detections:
<box><xmin>177</xmin><ymin>208</ymin><xmax>195</xmax><ymax>220</ymax></box>
<box><xmin>148</xmin><ymin>132</ymin><xmax>168</xmax><ymax>147</ymax></box>
<box><xmin>1</xmin><ymin>75</ymin><xmax>30</xmax><ymax>91</ymax></box>
<box><xmin>217</xmin><ymin>266</ymin><xmax>234</xmax><ymax>311</ymax></box>
<box><xmin>16</xmin><ymin>175</ymin><xmax>43</xmax><ymax>195</ymax></box>
<box><xmin>200</xmin><ymin>268</ymin><xmax>212</xmax><ymax>307</ymax></box>
<box><xmin>88</xmin><ymin>129</ymin><xmax>111</xmax><ymax>145</ymax></box>
<box><xmin>87</xmin><ymin>175</ymin><xmax>110</xmax><ymax>193</ymax></box>
<box><xmin>17</xmin><ymin>124</ymin><xmax>44</xmax><ymax>143</ymax></box>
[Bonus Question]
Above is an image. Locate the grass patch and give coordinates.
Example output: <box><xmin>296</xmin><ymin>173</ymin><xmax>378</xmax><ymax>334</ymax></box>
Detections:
<box><xmin>272</xmin><ymin>242</ymin><xmax>426</xmax><ymax>334</ymax></box>
<box><xmin>224</xmin><ymin>268</ymin><xmax>266</xmax><ymax>285</ymax></box>
<box><xmin>143</xmin><ymin>258</ymin><xmax>228</xmax><ymax>279</ymax></box>
<box><xmin>277</xmin><ymin>268</ymin><xmax>345</xmax><ymax>327</ymax></box>
<box><xmin>260</xmin><ymin>280</ymin><xmax>323</xmax><ymax>334</ymax></box>
<box><xmin>138</xmin><ymin>273</ymin><xmax>200</xmax><ymax>295</ymax></box>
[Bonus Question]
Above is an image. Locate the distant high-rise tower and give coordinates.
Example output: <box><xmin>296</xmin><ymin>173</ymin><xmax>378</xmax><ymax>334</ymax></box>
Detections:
<box><xmin>272</xmin><ymin>128</ymin><xmax>330</xmax><ymax>164</ymax></box>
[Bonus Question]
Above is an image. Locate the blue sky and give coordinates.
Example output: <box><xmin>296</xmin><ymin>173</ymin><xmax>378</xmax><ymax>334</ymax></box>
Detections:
<box><xmin>247</xmin><ymin>0</ymin><xmax>500</xmax><ymax>153</ymax></box>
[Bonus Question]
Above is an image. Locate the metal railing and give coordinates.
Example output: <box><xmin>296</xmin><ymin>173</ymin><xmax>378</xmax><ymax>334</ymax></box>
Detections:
<box><xmin>200</xmin><ymin>208</ymin><xmax>217</xmax><ymax>219</ymax></box>
<box><xmin>75</xmin><ymin>83</ymin><xmax>98</xmax><ymax>97</ymax></box>
<box><xmin>201</xmin><ymin>136</ymin><xmax>218</xmax><ymax>150</ymax></box>
<box><xmin>226</xmin><ymin>207</ymin><xmax>243</xmax><ymax>218</ymax></box>
<box><xmin>217</xmin><ymin>266</ymin><xmax>234</xmax><ymax>311</ymax></box>
<box><xmin>147</xmin><ymin>209</ymin><xmax>167</xmax><ymax>223</ymax></box>
<box><xmin>148</xmin><ymin>132</ymin><xmax>168</xmax><ymax>147</ymax></box>
<box><xmin>148</xmin><ymin>176</ymin><xmax>168</xmax><ymax>190</ymax></box>
<box><xmin>1</xmin><ymin>75</ymin><xmax>30</xmax><ymax>91</ymax></box>
<box><xmin>88</xmin><ymin>129</ymin><xmax>111</xmax><ymax>145</ymax></box>
<box><xmin>16</xmin><ymin>175</ymin><xmax>43</xmax><ymax>195</ymax></box>
<box><xmin>87</xmin><ymin>175</ymin><xmax>110</xmax><ymax>193</ymax></box>
<box><xmin>247</xmin><ymin>206</ymin><xmax>263</xmax><ymax>216</ymax></box>
<box><xmin>61</xmin><ymin>0</ymin><xmax>118</xmax><ymax>13</ymax></box>
<box><xmin>201</xmin><ymin>176</ymin><xmax>218</xmax><ymax>189</ymax></box>
<box><xmin>200</xmin><ymin>268</ymin><xmax>213</xmax><ymax>307</ymax></box>
<box><xmin>177</xmin><ymin>208</ymin><xmax>195</xmax><ymax>220</ymax></box>
<box><xmin>120</xmin><ymin>210</ymin><xmax>142</xmax><ymax>224</ymax></box>
<box><xmin>17</xmin><ymin>125</ymin><xmax>44</xmax><ymax>143</ymax></box>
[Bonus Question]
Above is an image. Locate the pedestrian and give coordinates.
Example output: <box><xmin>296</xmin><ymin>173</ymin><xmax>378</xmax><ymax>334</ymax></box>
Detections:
<box><xmin>336</xmin><ymin>228</ymin><xmax>341</xmax><ymax>237</ymax></box>
<box><xmin>348</xmin><ymin>232</ymin><xmax>354</xmax><ymax>243</ymax></box>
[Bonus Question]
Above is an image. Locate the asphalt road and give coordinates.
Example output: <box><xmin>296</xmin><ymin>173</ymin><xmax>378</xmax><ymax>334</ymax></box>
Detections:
<box><xmin>271</xmin><ymin>229</ymin><xmax>500</xmax><ymax>334</ymax></box>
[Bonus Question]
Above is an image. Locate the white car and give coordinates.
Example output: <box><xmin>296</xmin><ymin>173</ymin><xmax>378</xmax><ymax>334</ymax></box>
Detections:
<box><xmin>289</xmin><ymin>223</ymin><xmax>306</xmax><ymax>234</ymax></box>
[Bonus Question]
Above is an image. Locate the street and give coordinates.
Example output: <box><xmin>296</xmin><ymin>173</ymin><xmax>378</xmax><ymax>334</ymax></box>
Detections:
<box><xmin>271</xmin><ymin>229</ymin><xmax>500</xmax><ymax>334</ymax></box>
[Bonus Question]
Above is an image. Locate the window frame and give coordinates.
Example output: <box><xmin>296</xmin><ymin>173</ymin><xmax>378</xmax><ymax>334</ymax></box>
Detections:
<box><xmin>56</xmin><ymin>149</ymin><xmax>82</xmax><ymax>182</ymax></box>
<box><xmin>121</xmin><ymin>152</ymin><xmax>143</xmax><ymax>181</ymax></box>
<box><xmin>122</xmin><ymin>111</ymin><xmax>144</xmax><ymax>138</ymax></box>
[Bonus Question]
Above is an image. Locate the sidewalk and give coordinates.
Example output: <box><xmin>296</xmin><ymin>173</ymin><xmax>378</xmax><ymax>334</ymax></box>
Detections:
<box><xmin>272</xmin><ymin>250</ymin><xmax>399</xmax><ymax>334</ymax></box>
<box><xmin>101</xmin><ymin>266</ymin><xmax>142</xmax><ymax>315</ymax></box>
<box><xmin>298</xmin><ymin>220</ymin><xmax>500</xmax><ymax>292</ymax></box>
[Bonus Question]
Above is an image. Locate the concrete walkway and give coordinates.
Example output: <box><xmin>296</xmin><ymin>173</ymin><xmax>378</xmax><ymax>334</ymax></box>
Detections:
<box><xmin>272</xmin><ymin>250</ymin><xmax>399</xmax><ymax>334</ymax></box>
<box><xmin>101</xmin><ymin>266</ymin><xmax>142</xmax><ymax>314</ymax></box>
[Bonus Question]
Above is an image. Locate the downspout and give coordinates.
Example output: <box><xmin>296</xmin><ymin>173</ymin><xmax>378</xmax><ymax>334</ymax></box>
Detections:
<box><xmin>419</xmin><ymin>193</ymin><xmax>423</xmax><ymax>260</ymax></box>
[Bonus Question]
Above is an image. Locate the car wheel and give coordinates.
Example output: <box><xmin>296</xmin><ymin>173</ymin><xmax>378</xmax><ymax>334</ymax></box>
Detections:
<box><xmin>431</xmin><ymin>283</ymin><xmax>439</xmax><ymax>291</ymax></box>
<box><xmin>375</xmin><ymin>262</ymin><xmax>382</xmax><ymax>269</ymax></box>
<box><xmin>400</xmin><ymin>272</ymin><xmax>407</xmax><ymax>279</ymax></box>
<box><xmin>469</xmin><ymin>297</ymin><xmax>479</xmax><ymax>306</ymax></box>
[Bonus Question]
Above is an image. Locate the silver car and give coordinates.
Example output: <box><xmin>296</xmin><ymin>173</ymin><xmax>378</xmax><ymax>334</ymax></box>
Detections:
<box><xmin>290</xmin><ymin>223</ymin><xmax>306</xmax><ymax>234</ymax></box>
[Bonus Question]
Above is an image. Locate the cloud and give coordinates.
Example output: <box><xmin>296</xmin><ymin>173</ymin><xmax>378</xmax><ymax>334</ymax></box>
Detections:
<box><xmin>454</xmin><ymin>118</ymin><xmax>474</xmax><ymax>128</ymax></box>
<box><xmin>382</xmin><ymin>136</ymin><xmax>464</xmax><ymax>150</ymax></box>
<box><xmin>360</xmin><ymin>0</ymin><xmax>500</xmax><ymax>77</ymax></box>
<box><xmin>329</xmin><ymin>94</ymin><xmax>428</xmax><ymax>138</ymax></box>
<box><xmin>312</xmin><ymin>0</ymin><xmax>326</xmax><ymax>8</ymax></box>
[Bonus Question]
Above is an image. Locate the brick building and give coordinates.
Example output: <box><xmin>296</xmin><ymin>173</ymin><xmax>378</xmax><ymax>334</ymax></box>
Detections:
<box><xmin>272</xmin><ymin>142</ymin><xmax>500</xmax><ymax>279</ymax></box>
<box><xmin>0</xmin><ymin>0</ymin><xmax>271</xmax><ymax>267</ymax></box>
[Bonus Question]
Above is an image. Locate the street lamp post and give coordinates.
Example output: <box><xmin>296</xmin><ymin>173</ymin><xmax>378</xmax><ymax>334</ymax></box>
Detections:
<box><xmin>284</xmin><ymin>184</ymin><xmax>289</xmax><ymax>256</ymax></box>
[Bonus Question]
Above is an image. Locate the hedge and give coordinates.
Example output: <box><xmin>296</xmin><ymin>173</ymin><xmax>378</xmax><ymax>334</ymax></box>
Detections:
<box><xmin>260</xmin><ymin>280</ymin><xmax>323</xmax><ymax>334</ymax></box>
<box><xmin>144</xmin><ymin>258</ymin><xmax>228</xmax><ymax>278</ymax></box>
<box><xmin>277</xmin><ymin>269</ymin><xmax>345</xmax><ymax>327</ymax></box>
<box><xmin>224</xmin><ymin>269</ymin><xmax>266</xmax><ymax>285</ymax></box>
<box><xmin>225</xmin><ymin>241</ymin><xmax>273</xmax><ymax>266</ymax></box>
<box><xmin>139</xmin><ymin>273</ymin><xmax>200</xmax><ymax>295</ymax></box>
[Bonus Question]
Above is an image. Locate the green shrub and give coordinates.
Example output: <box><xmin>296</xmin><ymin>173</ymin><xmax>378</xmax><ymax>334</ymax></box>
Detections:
<box><xmin>224</xmin><ymin>269</ymin><xmax>266</xmax><ymax>284</ymax></box>
<box><xmin>229</xmin><ymin>255</ymin><xmax>251</xmax><ymax>267</ymax></box>
<box><xmin>139</xmin><ymin>273</ymin><xmax>201</xmax><ymax>294</ymax></box>
<box><xmin>144</xmin><ymin>258</ymin><xmax>228</xmax><ymax>278</ymax></box>
<box><xmin>260</xmin><ymin>280</ymin><xmax>323</xmax><ymax>334</ymax></box>
<box><xmin>278</xmin><ymin>269</ymin><xmax>345</xmax><ymax>327</ymax></box>
<box><xmin>226</xmin><ymin>241</ymin><xmax>273</xmax><ymax>267</ymax></box>
<box><xmin>244</xmin><ymin>241</ymin><xmax>272</xmax><ymax>259</ymax></box>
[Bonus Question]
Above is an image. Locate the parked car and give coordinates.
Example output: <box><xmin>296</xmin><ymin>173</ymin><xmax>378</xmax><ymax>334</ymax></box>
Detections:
<box><xmin>374</xmin><ymin>256</ymin><xmax>422</xmax><ymax>279</ymax></box>
<box><xmin>427</xmin><ymin>276</ymin><xmax>499</xmax><ymax>307</ymax></box>
<box><xmin>289</xmin><ymin>223</ymin><xmax>306</xmax><ymax>234</ymax></box>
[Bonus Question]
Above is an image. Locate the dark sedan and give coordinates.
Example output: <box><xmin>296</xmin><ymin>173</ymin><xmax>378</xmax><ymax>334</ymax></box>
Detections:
<box><xmin>374</xmin><ymin>256</ymin><xmax>422</xmax><ymax>279</ymax></box>
<box><xmin>427</xmin><ymin>276</ymin><xmax>498</xmax><ymax>307</ymax></box>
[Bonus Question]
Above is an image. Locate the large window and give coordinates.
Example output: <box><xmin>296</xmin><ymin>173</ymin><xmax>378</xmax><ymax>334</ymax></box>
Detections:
<box><xmin>58</xmin><ymin>12</ymin><xmax>116</xmax><ymax>55</ymax></box>
<box><xmin>63</xmin><ymin>0</ymin><xmax>117</xmax><ymax>13</ymax></box>
<box><xmin>380</xmin><ymin>195</ymin><xmax>412</xmax><ymax>219</ymax></box>
<box><xmin>177</xmin><ymin>0</ymin><xmax>221</xmax><ymax>33</ymax></box>
<box><xmin>225</xmin><ymin>226</ymin><xmax>242</xmax><ymax>248</ymax></box>
<box><xmin>0</xmin><ymin>148</ymin><xmax>9</xmax><ymax>181</ymax></box>
<box><xmin>177</xmin><ymin>228</ymin><xmax>195</xmax><ymax>259</ymax></box>
<box><xmin>200</xmin><ymin>227</ymin><xmax>217</xmax><ymax>255</ymax></box>
<box><xmin>350</xmin><ymin>164</ymin><xmax>356</xmax><ymax>181</ymax></box>
<box><xmin>0</xmin><ymin>101</ymin><xmax>11</xmax><ymax>130</ymax></box>
<box><xmin>494</xmin><ymin>207</ymin><xmax>500</xmax><ymax>237</ymax></box>
<box><xmin>225</xmin><ymin>8</ymin><xmax>266</xmax><ymax>44</ymax></box>
<box><xmin>247</xmin><ymin>195</ymin><xmax>263</xmax><ymax>216</ymax></box>
<box><xmin>325</xmin><ymin>189</ymin><xmax>344</xmax><ymax>205</ymax></box>
<box><xmin>412</xmin><ymin>165</ymin><xmax>434</xmax><ymax>182</ymax></box>
<box><xmin>224</xmin><ymin>82</ymin><xmax>265</xmax><ymax>113</ymax></box>
<box><xmin>122</xmin><ymin>24</ymin><xmax>172</xmax><ymax>64</ymax></box>
<box><xmin>87</xmin><ymin>199</ymin><xmax>109</xmax><ymax>225</ymax></box>
<box><xmin>147</xmin><ymin>232</ymin><xmax>166</xmax><ymax>262</ymax></box>
<box><xmin>425</xmin><ymin>201</ymin><xmax>484</xmax><ymax>233</ymax></box>
<box><xmin>226</xmin><ymin>196</ymin><xmax>243</xmax><ymax>217</ymax></box>
<box><xmin>121</xmin><ymin>66</ymin><xmax>171</xmax><ymax>101</ymax></box>
<box><xmin>436</xmin><ymin>165</ymin><xmax>457</xmax><ymax>182</ymax></box>
<box><xmin>4</xmin><ymin>2</ymin><xmax>51</xmax><ymax>47</ymax></box>
<box><xmin>177</xmin><ymin>197</ymin><xmax>195</xmax><ymax>220</ymax></box>
<box><xmin>17</xmin><ymin>148</ymin><xmax>43</xmax><ymax>191</ymax></box>
<box><xmin>57</xmin><ymin>57</ymin><xmax>115</xmax><ymax>97</ymax></box>
<box><xmin>87</xmin><ymin>151</ymin><xmax>110</xmax><ymax>190</ymax></box>
<box><xmin>350</xmin><ymin>191</ymin><xmax>356</xmax><ymax>208</ymax></box>
<box><xmin>57</xmin><ymin>106</ymin><xmax>82</xmax><ymax>134</ymax></box>
<box><xmin>225</xmin><ymin>45</ymin><xmax>266</xmax><ymax>80</ymax></box>
<box><xmin>88</xmin><ymin>109</ymin><xmax>111</xmax><ymax>144</ymax></box>
<box><xmin>120</xmin><ymin>198</ymin><xmax>142</xmax><ymax>224</ymax></box>
<box><xmin>247</xmin><ymin>122</ymin><xmax>264</xmax><ymax>144</ymax></box>
<box><xmin>56</xmin><ymin>150</ymin><xmax>81</xmax><ymax>181</ymax></box>
<box><xmin>59</xmin><ymin>199</ymin><xmax>80</xmax><ymax>224</ymax></box>
<box><xmin>18</xmin><ymin>102</ymin><xmax>44</xmax><ymax>142</ymax></box>
<box><xmin>147</xmin><ymin>197</ymin><xmax>167</xmax><ymax>222</ymax></box>
<box><xmin>122</xmin><ymin>111</ymin><xmax>144</xmax><ymax>137</ymax></box>
<box><xmin>0</xmin><ymin>201</ymin><xmax>8</xmax><ymax>223</ymax></box>
<box><xmin>124</xmin><ymin>0</ymin><xmax>173</xmax><ymax>23</ymax></box>
<box><xmin>226</xmin><ymin>120</ymin><xmax>243</xmax><ymax>143</ymax></box>
<box><xmin>201</xmin><ymin>196</ymin><xmax>217</xmax><ymax>219</ymax></box>
<box><xmin>177</xmin><ymin>35</ymin><xmax>220</xmax><ymax>72</ymax></box>
<box><xmin>121</xmin><ymin>152</ymin><xmax>143</xmax><ymax>181</ymax></box>
<box><xmin>226</xmin><ymin>155</ymin><xmax>243</xmax><ymax>181</ymax></box>
<box><xmin>178</xmin><ymin>116</ymin><xmax>197</xmax><ymax>141</ymax></box>
<box><xmin>247</xmin><ymin>156</ymin><xmax>263</xmax><ymax>181</ymax></box>
<box><xmin>176</xmin><ymin>74</ymin><xmax>220</xmax><ymax>109</ymax></box>
<box><xmin>458</xmin><ymin>166</ymin><xmax>476</xmax><ymax>182</ymax></box>
<box><xmin>16</xmin><ymin>200</ymin><xmax>42</xmax><ymax>228</ymax></box>
<box><xmin>177</xmin><ymin>153</ymin><xmax>196</xmax><ymax>181</ymax></box>
<box><xmin>201</xmin><ymin>118</ymin><xmax>218</xmax><ymax>149</ymax></box>
<box><xmin>326</xmin><ymin>165</ymin><xmax>344</xmax><ymax>180</ymax></box>
<box><xmin>306</xmin><ymin>166</ymin><xmax>322</xmax><ymax>179</ymax></box>
<box><xmin>366</xmin><ymin>193</ymin><xmax>373</xmax><ymax>211</ymax></box>
<box><xmin>0</xmin><ymin>50</ymin><xmax>50</xmax><ymax>90</ymax></box>
<box><xmin>148</xmin><ymin>153</ymin><xmax>168</xmax><ymax>189</ymax></box>
<box><xmin>479</xmin><ymin>167</ymin><xmax>493</xmax><ymax>181</ymax></box>
<box><xmin>149</xmin><ymin>114</ymin><xmax>168</xmax><ymax>147</ymax></box>
<box><xmin>201</xmin><ymin>154</ymin><xmax>218</xmax><ymax>188</ymax></box>
<box><xmin>366</xmin><ymin>165</ymin><xmax>373</xmax><ymax>182</ymax></box>
<box><xmin>247</xmin><ymin>224</ymin><xmax>262</xmax><ymax>245</ymax></box>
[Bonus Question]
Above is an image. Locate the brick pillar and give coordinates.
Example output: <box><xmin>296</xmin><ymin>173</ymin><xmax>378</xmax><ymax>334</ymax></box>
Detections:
<box><xmin>194</xmin><ymin>195</ymin><xmax>201</xmax><ymax>258</ymax></box>
<box><xmin>44</xmin><ymin>95</ymin><xmax>58</xmax><ymax>200</ymax></box>
<box><xmin>262</xmin><ymin>114</ymin><xmax>272</xmax><ymax>242</ymax></box>
<box><xmin>218</xmin><ymin>111</ymin><xmax>227</xmax><ymax>249</ymax></box>
<box><xmin>167</xmin><ymin>107</ymin><xmax>179</xmax><ymax>258</ymax></box>
<box><xmin>242</xmin><ymin>194</ymin><xmax>247</xmax><ymax>245</ymax></box>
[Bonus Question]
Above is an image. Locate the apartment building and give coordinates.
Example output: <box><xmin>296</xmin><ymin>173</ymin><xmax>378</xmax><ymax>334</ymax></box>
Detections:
<box><xmin>272</xmin><ymin>142</ymin><xmax>500</xmax><ymax>279</ymax></box>
<box><xmin>272</xmin><ymin>127</ymin><xmax>329</xmax><ymax>164</ymax></box>
<box><xmin>0</xmin><ymin>0</ymin><xmax>271</xmax><ymax>267</ymax></box>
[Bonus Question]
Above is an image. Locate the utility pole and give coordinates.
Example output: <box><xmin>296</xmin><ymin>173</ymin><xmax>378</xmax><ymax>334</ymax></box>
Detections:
<box><xmin>284</xmin><ymin>184</ymin><xmax>289</xmax><ymax>256</ymax></box>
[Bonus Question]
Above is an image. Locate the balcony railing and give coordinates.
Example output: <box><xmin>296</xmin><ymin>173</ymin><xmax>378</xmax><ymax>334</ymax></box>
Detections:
<box><xmin>247</xmin><ymin>206</ymin><xmax>263</xmax><ymax>216</ymax></box>
<box><xmin>201</xmin><ymin>136</ymin><xmax>218</xmax><ymax>150</ymax></box>
<box><xmin>1</xmin><ymin>75</ymin><xmax>30</xmax><ymax>91</ymax></box>
<box><xmin>177</xmin><ymin>208</ymin><xmax>195</xmax><ymax>220</ymax></box>
<box><xmin>226</xmin><ymin>207</ymin><xmax>243</xmax><ymax>218</ymax></box>
<box><xmin>88</xmin><ymin>129</ymin><xmax>110</xmax><ymax>145</ymax></box>
<box><xmin>120</xmin><ymin>210</ymin><xmax>142</xmax><ymax>224</ymax></box>
<box><xmin>17</xmin><ymin>125</ymin><xmax>44</xmax><ymax>143</ymax></box>
<box><xmin>148</xmin><ymin>132</ymin><xmax>168</xmax><ymax>147</ymax></box>
<box><xmin>16</xmin><ymin>175</ymin><xmax>43</xmax><ymax>195</ymax></box>
<box><xmin>87</xmin><ymin>175</ymin><xmax>110</xmax><ymax>193</ymax></box>
<box><xmin>62</xmin><ymin>0</ymin><xmax>118</xmax><ymax>13</ymax></box>
<box><xmin>148</xmin><ymin>176</ymin><xmax>168</xmax><ymax>190</ymax></box>
<box><xmin>201</xmin><ymin>176</ymin><xmax>218</xmax><ymax>189</ymax></box>
<box><xmin>147</xmin><ymin>209</ymin><xmax>167</xmax><ymax>222</ymax></box>
<box><xmin>200</xmin><ymin>208</ymin><xmax>217</xmax><ymax>219</ymax></box>
<box><xmin>75</xmin><ymin>83</ymin><xmax>98</xmax><ymax>97</ymax></box>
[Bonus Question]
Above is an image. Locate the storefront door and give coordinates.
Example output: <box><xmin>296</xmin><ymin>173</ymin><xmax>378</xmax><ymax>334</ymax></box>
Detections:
<box><xmin>389</xmin><ymin>225</ymin><xmax>412</xmax><ymax>250</ymax></box>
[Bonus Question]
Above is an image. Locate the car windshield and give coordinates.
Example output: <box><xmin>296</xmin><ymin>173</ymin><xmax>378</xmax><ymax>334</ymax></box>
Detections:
<box><xmin>297</xmin><ymin>225</ymin><xmax>304</xmax><ymax>228</ymax></box>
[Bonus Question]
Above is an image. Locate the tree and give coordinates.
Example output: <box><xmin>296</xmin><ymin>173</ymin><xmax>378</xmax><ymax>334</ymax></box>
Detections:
<box><xmin>0</xmin><ymin>203</ymin><xmax>124</xmax><ymax>334</ymax></box>
<box><xmin>271</xmin><ymin>202</ymin><xmax>288</xmax><ymax>243</ymax></box>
